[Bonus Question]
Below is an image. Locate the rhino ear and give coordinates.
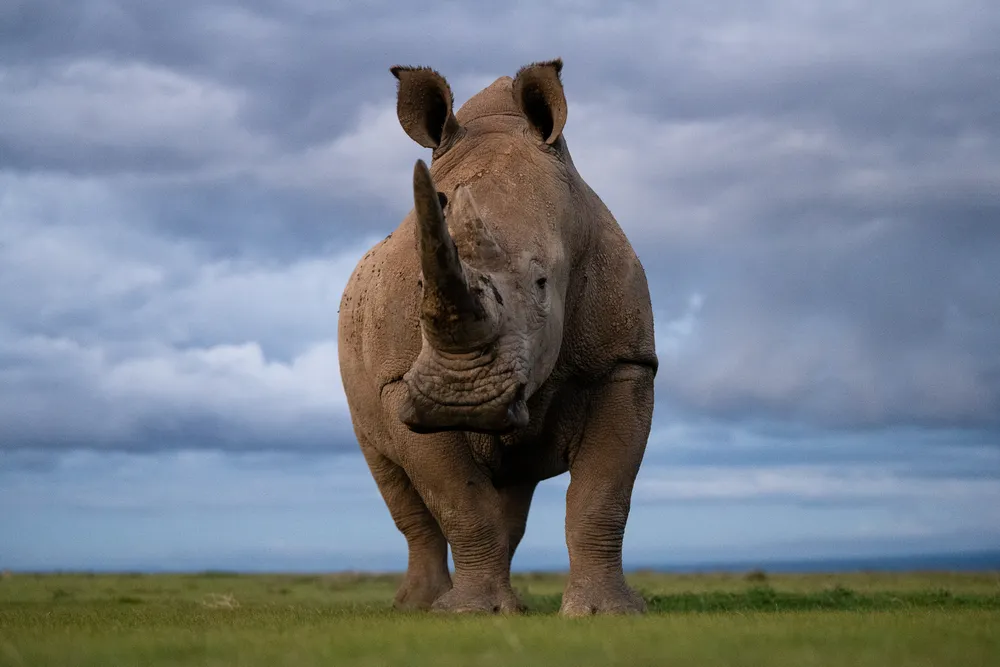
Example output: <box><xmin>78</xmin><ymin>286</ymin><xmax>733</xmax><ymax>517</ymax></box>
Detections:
<box><xmin>390</xmin><ymin>65</ymin><xmax>462</xmax><ymax>149</ymax></box>
<box><xmin>513</xmin><ymin>58</ymin><xmax>567</xmax><ymax>145</ymax></box>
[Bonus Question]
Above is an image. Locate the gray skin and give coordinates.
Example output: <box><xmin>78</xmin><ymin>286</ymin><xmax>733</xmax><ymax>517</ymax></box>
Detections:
<box><xmin>337</xmin><ymin>59</ymin><xmax>657</xmax><ymax>616</ymax></box>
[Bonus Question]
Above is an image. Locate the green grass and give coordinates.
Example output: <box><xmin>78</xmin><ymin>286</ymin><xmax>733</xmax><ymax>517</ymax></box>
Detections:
<box><xmin>2</xmin><ymin>570</ymin><xmax>999</xmax><ymax>666</ymax></box>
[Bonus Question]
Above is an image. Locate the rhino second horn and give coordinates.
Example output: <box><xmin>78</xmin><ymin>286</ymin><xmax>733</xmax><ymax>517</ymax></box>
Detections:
<box><xmin>451</xmin><ymin>185</ymin><xmax>504</xmax><ymax>266</ymax></box>
<box><xmin>412</xmin><ymin>159</ymin><xmax>497</xmax><ymax>351</ymax></box>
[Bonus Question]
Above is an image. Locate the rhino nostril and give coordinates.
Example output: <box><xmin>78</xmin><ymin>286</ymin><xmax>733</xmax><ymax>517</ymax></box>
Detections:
<box><xmin>512</xmin><ymin>383</ymin><xmax>526</xmax><ymax>402</ymax></box>
<box><xmin>490</xmin><ymin>283</ymin><xmax>504</xmax><ymax>306</ymax></box>
<box><xmin>505</xmin><ymin>384</ymin><xmax>530</xmax><ymax>429</ymax></box>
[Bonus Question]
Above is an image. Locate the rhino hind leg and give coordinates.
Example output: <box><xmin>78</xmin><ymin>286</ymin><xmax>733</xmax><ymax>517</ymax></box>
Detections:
<box><xmin>560</xmin><ymin>363</ymin><xmax>655</xmax><ymax>617</ymax></box>
<box><xmin>361</xmin><ymin>447</ymin><xmax>452</xmax><ymax>610</ymax></box>
<box><xmin>499</xmin><ymin>481</ymin><xmax>538</xmax><ymax>565</ymax></box>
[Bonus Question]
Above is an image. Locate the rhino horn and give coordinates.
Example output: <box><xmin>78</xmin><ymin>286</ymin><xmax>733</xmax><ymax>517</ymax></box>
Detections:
<box><xmin>412</xmin><ymin>159</ymin><xmax>498</xmax><ymax>351</ymax></box>
<box><xmin>451</xmin><ymin>185</ymin><xmax>505</xmax><ymax>267</ymax></box>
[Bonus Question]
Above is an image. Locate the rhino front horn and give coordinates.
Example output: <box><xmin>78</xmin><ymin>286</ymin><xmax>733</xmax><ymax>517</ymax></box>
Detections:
<box><xmin>412</xmin><ymin>159</ymin><xmax>498</xmax><ymax>351</ymax></box>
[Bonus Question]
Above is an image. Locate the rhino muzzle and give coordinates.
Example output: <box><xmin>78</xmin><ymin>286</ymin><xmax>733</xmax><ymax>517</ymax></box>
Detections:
<box><xmin>397</xmin><ymin>342</ymin><xmax>531</xmax><ymax>435</ymax></box>
<box><xmin>399</xmin><ymin>376</ymin><xmax>529</xmax><ymax>435</ymax></box>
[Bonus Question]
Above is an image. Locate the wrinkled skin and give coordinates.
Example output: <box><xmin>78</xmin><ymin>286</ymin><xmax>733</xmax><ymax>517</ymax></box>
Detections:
<box><xmin>337</xmin><ymin>59</ymin><xmax>657</xmax><ymax>616</ymax></box>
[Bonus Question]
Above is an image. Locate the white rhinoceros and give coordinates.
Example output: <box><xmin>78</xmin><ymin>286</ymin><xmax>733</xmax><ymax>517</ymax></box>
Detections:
<box><xmin>337</xmin><ymin>59</ymin><xmax>657</xmax><ymax>615</ymax></box>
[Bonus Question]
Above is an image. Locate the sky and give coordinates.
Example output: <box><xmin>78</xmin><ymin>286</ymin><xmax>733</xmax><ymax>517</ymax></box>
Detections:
<box><xmin>1</xmin><ymin>0</ymin><xmax>999</xmax><ymax>572</ymax></box>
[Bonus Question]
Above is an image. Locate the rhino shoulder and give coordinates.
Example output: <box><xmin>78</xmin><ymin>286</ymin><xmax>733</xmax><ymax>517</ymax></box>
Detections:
<box><xmin>559</xmin><ymin>213</ymin><xmax>658</xmax><ymax>378</ymax></box>
<box><xmin>338</xmin><ymin>230</ymin><xmax>424</xmax><ymax>390</ymax></box>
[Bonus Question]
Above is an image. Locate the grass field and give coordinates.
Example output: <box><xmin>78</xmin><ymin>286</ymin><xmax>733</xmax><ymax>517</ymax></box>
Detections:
<box><xmin>2</xmin><ymin>569</ymin><xmax>999</xmax><ymax>666</ymax></box>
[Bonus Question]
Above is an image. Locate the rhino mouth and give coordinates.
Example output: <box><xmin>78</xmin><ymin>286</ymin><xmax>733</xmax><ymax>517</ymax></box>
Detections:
<box><xmin>398</xmin><ymin>348</ymin><xmax>530</xmax><ymax>435</ymax></box>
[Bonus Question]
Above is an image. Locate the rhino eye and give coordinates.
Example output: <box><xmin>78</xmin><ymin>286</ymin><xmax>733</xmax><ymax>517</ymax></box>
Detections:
<box><xmin>535</xmin><ymin>277</ymin><xmax>547</xmax><ymax>289</ymax></box>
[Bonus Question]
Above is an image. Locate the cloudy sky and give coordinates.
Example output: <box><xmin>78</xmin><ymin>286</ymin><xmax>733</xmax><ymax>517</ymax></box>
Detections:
<box><xmin>2</xmin><ymin>0</ymin><xmax>999</xmax><ymax>572</ymax></box>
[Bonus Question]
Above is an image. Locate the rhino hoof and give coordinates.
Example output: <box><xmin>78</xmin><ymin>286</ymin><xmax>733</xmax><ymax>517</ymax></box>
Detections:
<box><xmin>559</xmin><ymin>583</ymin><xmax>647</xmax><ymax>617</ymax></box>
<box><xmin>430</xmin><ymin>585</ymin><xmax>524</xmax><ymax>614</ymax></box>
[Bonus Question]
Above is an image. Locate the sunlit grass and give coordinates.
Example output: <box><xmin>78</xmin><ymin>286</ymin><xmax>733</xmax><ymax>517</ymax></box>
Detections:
<box><xmin>1</xmin><ymin>570</ymin><xmax>998</xmax><ymax>666</ymax></box>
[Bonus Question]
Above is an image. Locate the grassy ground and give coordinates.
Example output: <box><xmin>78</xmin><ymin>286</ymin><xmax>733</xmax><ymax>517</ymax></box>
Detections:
<box><xmin>1</xmin><ymin>570</ymin><xmax>998</xmax><ymax>666</ymax></box>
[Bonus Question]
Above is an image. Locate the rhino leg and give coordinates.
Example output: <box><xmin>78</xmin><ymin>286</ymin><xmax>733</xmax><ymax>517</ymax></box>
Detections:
<box><xmin>361</xmin><ymin>447</ymin><xmax>452</xmax><ymax>610</ymax></box>
<box><xmin>396</xmin><ymin>433</ymin><xmax>523</xmax><ymax>614</ymax></box>
<box><xmin>499</xmin><ymin>481</ymin><xmax>537</xmax><ymax>565</ymax></box>
<box><xmin>560</xmin><ymin>363</ymin><xmax>654</xmax><ymax>617</ymax></box>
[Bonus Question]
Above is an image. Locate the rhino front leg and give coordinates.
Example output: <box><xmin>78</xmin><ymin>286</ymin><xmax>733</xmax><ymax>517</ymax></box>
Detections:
<box><xmin>361</xmin><ymin>446</ymin><xmax>452</xmax><ymax>610</ymax></box>
<box><xmin>560</xmin><ymin>363</ymin><xmax>654</xmax><ymax>617</ymax></box>
<box><xmin>399</xmin><ymin>432</ymin><xmax>523</xmax><ymax>614</ymax></box>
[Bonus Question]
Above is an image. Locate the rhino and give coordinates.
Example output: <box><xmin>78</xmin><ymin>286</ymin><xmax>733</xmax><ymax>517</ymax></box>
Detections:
<box><xmin>337</xmin><ymin>59</ymin><xmax>657</xmax><ymax>615</ymax></box>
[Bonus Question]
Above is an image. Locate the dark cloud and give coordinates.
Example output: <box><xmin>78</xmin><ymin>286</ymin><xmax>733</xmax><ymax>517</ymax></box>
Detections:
<box><xmin>1</xmin><ymin>0</ymin><xmax>998</xmax><ymax>456</ymax></box>
<box><xmin>645</xmin><ymin>219</ymin><xmax>1000</xmax><ymax>430</ymax></box>
<box><xmin>126</xmin><ymin>179</ymin><xmax>390</xmax><ymax>260</ymax></box>
<box><xmin>644</xmin><ymin>417</ymin><xmax>1000</xmax><ymax>475</ymax></box>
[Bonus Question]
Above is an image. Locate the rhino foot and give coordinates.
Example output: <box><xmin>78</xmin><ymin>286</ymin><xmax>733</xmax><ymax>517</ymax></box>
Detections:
<box><xmin>393</xmin><ymin>571</ymin><xmax>452</xmax><ymax>610</ymax></box>
<box><xmin>559</xmin><ymin>581</ymin><xmax>647</xmax><ymax>617</ymax></box>
<box><xmin>430</xmin><ymin>581</ymin><xmax>524</xmax><ymax>614</ymax></box>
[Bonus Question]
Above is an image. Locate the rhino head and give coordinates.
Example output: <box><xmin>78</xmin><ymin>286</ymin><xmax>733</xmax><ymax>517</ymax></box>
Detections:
<box><xmin>392</xmin><ymin>60</ymin><xmax>577</xmax><ymax>435</ymax></box>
